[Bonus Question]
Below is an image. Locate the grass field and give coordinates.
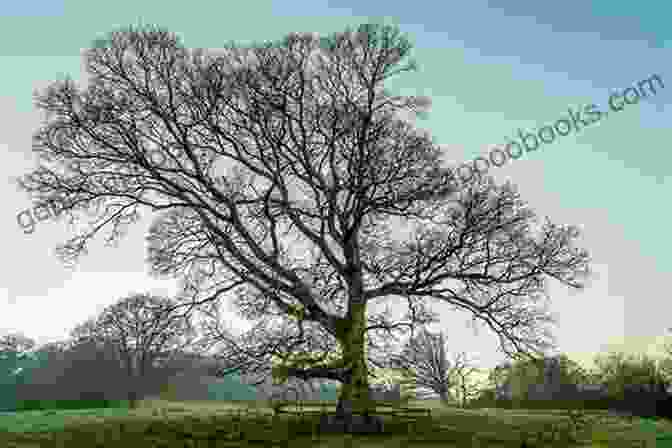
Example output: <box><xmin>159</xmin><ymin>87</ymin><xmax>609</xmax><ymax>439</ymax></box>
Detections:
<box><xmin>0</xmin><ymin>399</ymin><xmax>671</xmax><ymax>447</ymax></box>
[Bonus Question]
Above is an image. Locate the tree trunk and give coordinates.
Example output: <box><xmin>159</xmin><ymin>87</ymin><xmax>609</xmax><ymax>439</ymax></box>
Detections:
<box><xmin>128</xmin><ymin>389</ymin><xmax>139</xmax><ymax>409</ymax></box>
<box><xmin>126</xmin><ymin>355</ymin><xmax>140</xmax><ymax>409</ymax></box>
<box><xmin>334</xmin><ymin>303</ymin><xmax>373</xmax><ymax>420</ymax></box>
<box><xmin>317</xmin><ymin>301</ymin><xmax>386</xmax><ymax>434</ymax></box>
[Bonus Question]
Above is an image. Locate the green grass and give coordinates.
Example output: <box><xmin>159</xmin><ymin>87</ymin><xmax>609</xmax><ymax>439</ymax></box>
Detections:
<box><xmin>0</xmin><ymin>398</ymin><xmax>670</xmax><ymax>447</ymax></box>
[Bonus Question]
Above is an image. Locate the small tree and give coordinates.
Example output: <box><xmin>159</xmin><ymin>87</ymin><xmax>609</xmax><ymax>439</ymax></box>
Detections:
<box><xmin>449</xmin><ymin>351</ymin><xmax>487</xmax><ymax>408</ymax></box>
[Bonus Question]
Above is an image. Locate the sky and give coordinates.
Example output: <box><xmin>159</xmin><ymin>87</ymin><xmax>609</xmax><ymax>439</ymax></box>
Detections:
<box><xmin>1</xmin><ymin>0</ymin><xmax>671</xmax><ymax>383</ymax></box>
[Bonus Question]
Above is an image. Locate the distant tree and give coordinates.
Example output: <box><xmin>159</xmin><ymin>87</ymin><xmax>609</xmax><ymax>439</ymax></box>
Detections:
<box><xmin>586</xmin><ymin>350</ymin><xmax>672</xmax><ymax>417</ymax></box>
<box><xmin>68</xmin><ymin>292</ymin><xmax>204</xmax><ymax>408</ymax></box>
<box><xmin>450</xmin><ymin>351</ymin><xmax>487</xmax><ymax>407</ymax></box>
<box><xmin>657</xmin><ymin>328</ymin><xmax>672</xmax><ymax>386</ymax></box>
<box><xmin>488</xmin><ymin>353</ymin><xmax>594</xmax><ymax>404</ymax></box>
<box><xmin>591</xmin><ymin>350</ymin><xmax>669</xmax><ymax>401</ymax></box>
<box><xmin>487</xmin><ymin>360</ymin><xmax>513</xmax><ymax>392</ymax></box>
<box><xmin>387</xmin><ymin>328</ymin><xmax>485</xmax><ymax>405</ymax></box>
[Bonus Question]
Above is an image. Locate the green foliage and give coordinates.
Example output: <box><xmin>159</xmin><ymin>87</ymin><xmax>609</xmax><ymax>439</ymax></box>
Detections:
<box><xmin>489</xmin><ymin>353</ymin><xmax>605</xmax><ymax>403</ymax></box>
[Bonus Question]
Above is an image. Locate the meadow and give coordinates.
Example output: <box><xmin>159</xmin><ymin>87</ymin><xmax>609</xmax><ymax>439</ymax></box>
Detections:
<box><xmin>0</xmin><ymin>398</ymin><xmax>671</xmax><ymax>447</ymax></box>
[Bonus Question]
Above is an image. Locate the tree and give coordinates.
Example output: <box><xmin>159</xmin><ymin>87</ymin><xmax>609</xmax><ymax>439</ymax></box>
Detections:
<box><xmin>15</xmin><ymin>22</ymin><xmax>591</xmax><ymax>423</ymax></box>
<box><xmin>487</xmin><ymin>354</ymin><xmax>593</xmax><ymax>405</ymax></box>
<box><xmin>388</xmin><ymin>329</ymin><xmax>487</xmax><ymax>407</ymax></box>
<box><xmin>487</xmin><ymin>358</ymin><xmax>538</xmax><ymax>403</ymax></box>
<box><xmin>68</xmin><ymin>293</ymin><xmax>203</xmax><ymax>408</ymax></box>
<box><xmin>591</xmin><ymin>351</ymin><xmax>670</xmax><ymax>401</ymax></box>
<box><xmin>488</xmin><ymin>361</ymin><xmax>511</xmax><ymax>389</ymax></box>
<box><xmin>584</xmin><ymin>350</ymin><xmax>672</xmax><ymax>417</ymax></box>
<box><xmin>450</xmin><ymin>352</ymin><xmax>487</xmax><ymax>408</ymax></box>
<box><xmin>387</xmin><ymin>328</ymin><xmax>458</xmax><ymax>404</ymax></box>
<box><xmin>656</xmin><ymin>328</ymin><xmax>672</xmax><ymax>386</ymax></box>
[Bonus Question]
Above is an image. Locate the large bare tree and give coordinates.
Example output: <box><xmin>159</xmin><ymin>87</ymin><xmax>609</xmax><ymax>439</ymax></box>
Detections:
<box><xmin>15</xmin><ymin>22</ymin><xmax>591</xmax><ymax>420</ymax></box>
<box><xmin>68</xmin><ymin>293</ymin><xmax>202</xmax><ymax>408</ymax></box>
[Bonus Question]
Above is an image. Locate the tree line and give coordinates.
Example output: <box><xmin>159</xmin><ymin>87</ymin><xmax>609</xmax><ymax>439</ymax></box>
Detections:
<box><xmin>0</xmin><ymin>293</ymin><xmax>223</xmax><ymax>410</ymax></box>
<box><xmin>385</xmin><ymin>326</ymin><xmax>672</xmax><ymax>418</ymax></box>
<box><xmin>4</xmin><ymin>296</ymin><xmax>672</xmax><ymax>417</ymax></box>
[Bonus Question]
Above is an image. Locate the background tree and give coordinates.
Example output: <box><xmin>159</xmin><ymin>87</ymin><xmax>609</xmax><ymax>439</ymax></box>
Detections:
<box><xmin>657</xmin><ymin>328</ymin><xmax>672</xmax><ymax>386</ymax></box>
<box><xmin>15</xmin><ymin>22</ymin><xmax>591</xmax><ymax>421</ymax></box>
<box><xmin>487</xmin><ymin>360</ymin><xmax>513</xmax><ymax>399</ymax></box>
<box><xmin>590</xmin><ymin>350</ymin><xmax>670</xmax><ymax>400</ymax></box>
<box><xmin>68</xmin><ymin>292</ymin><xmax>203</xmax><ymax>408</ymax></box>
<box><xmin>487</xmin><ymin>353</ymin><xmax>594</xmax><ymax>405</ymax></box>
<box><xmin>450</xmin><ymin>351</ymin><xmax>487</xmax><ymax>408</ymax></box>
<box><xmin>387</xmin><ymin>329</ymin><xmax>488</xmax><ymax>408</ymax></box>
<box><xmin>583</xmin><ymin>350</ymin><xmax>672</xmax><ymax>417</ymax></box>
<box><xmin>553</xmin><ymin>354</ymin><xmax>594</xmax><ymax>385</ymax></box>
<box><xmin>388</xmin><ymin>328</ymin><xmax>460</xmax><ymax>404</ymax></box>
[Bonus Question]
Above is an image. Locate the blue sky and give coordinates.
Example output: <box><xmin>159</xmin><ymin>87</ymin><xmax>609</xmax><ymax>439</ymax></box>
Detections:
<box><xmin>1</xmin><ymin>0</ymin><xmax>670</xmax><ymax>378</ymax></box>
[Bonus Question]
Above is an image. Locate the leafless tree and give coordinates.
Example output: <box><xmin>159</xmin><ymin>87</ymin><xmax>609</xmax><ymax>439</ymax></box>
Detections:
<box><xmin>15</xmin><ymin>22</ymin><xmax>591</xmax><ymax>419</ymax></box>
<box><xmin>388</xmin><ymin>329</ymin><xmax>454</xmax><ymax>403</ymax></box>
<box><xmin>387</xmin><ymin>328</ymin><xmax>484</xmax><ymax>406</ymax></box>
<box><xmin>68</xmin><ymin>293</ymin><xmax>203</xmax><ymax>407</ymax></box>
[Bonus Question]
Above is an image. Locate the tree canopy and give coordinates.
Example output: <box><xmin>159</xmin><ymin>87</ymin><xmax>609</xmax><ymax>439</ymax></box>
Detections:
<box><xmin>15</xmin><ymin>22</ymin><xmax>591</xmax><ymax>416</ymax></box>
